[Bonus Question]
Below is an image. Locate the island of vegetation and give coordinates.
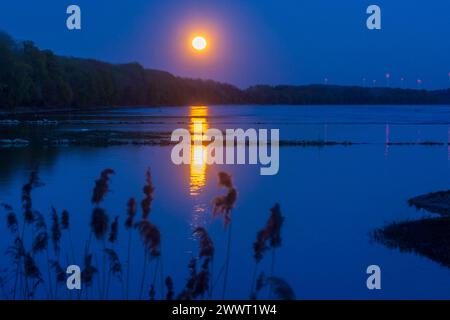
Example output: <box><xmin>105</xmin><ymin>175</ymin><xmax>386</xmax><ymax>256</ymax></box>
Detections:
<box><xmin>374</xmin><ymin>190</ymin><xmax>450</xmax><ymax>268</ymax></box>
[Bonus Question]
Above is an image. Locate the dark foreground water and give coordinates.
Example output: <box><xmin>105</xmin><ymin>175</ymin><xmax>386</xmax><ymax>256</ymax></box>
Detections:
<box><xmin>1</xmin><ymin>105</ymin><xmax>450</xmax><ymax>299</ymax></box>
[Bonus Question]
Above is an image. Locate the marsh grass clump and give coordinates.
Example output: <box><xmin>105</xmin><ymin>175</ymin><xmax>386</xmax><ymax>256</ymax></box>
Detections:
<box><xmin>212</xmin><ymin>172</ymin><xmax>237</xmax><ymax>228</ymax></box>
<box><xmin>1</xmin><ymin>167</ymin><xmax>295</xmax><ymax>300</ymax></box>
<box><xmin>253</xmin><ymin>203</ymin><xmax>284</xmax><ymax>263</ymax></box>
<box><xmin>141</xmin><ymin>168</ymin><xmax>155</xmax><ymax>220</ymax></box>
<box><xmin>32</xmin><ymin>212</ymin><xmax>48</xmax><ymax>254</ymax></box>
<box><xmin>251</xmin><ymin>273</ymin><xmax>295</xmax><ymax>300</ymax></box>
<box><xmin>91</xmin><ymin>169</ymin><xmax>115</xmax><ymax>205</ymax></box>
<box><xmin>136</xmin><ymin>220</ymin><xmax>161</xmax><ymax>257</ymax></box>
<box><xmin>22</xmin><ymin>169</ymin><xmax>42</xmax><ymax>225</ymax></box>
<box><xmin>51</xmin><ymin>207</ymin><xmax>62</xmax><ymax>257</ymax></box>
<box><xmin>373</xmin><ymin>217</ymin><xmax>450</xmax><ymax>268</ymax></box>
<box><xmin>1</xmin><ymin>168</ymin><xmax>158</xmax><ymax>300</ymax></box>
<box><xmin>3</xmin><ymin>204</ymin><xmax>18</xmax><ymax>234</ymax></box>
<box><xmin>193</xmin><ymin>227</ymin><xmax>214</xmax><ymax>258</ymax></box>
<box><xmin>125</xmin><ymin>198</ymin><xmax>137</xmax><ymax>229</ymax></box>
<box><xmin>108</xmin><ymin>216</ymin><xmax>119</xmax><ymax>244</ymax></box>
<box><xmin>61</xmin><ymin>210</ymin><xmax>70</xmax><ymax>230</ymax></box>
<box><xmin>24</xmin><ymin>252</ymin><xmax>43</xmax><ymax>297</ymax></box>
<box><xmin>250</xmin><ymin>203</ymin><xmax>292</xmax><ymax>300</ymax></box>
<box><xmin>90</xmin><ymin>207</ymin><xmax>109</xmax><ymax>241</ymax></box>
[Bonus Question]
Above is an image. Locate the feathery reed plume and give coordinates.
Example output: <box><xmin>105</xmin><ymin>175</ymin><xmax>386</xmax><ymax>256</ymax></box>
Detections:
<box><xmin>81</xmin><ymin>254</ymin><xmax>98</xmax><ymax>287</ymax></box>
<box><xmin>60</xmin><ymin>209</ymin><xmax>76</xmax><ymax>265</ymax></box>
<box><xmin>89</xmin><ymin>170</ymin><xmax>113</xmax><ymax>298</ymax></box>
<box><xmin>193</xmin><ymin>227</ymin><xmax>214</xmax><ymax>258</ymax></box>
<box><xmin>141</xmin><ymin>168</ymin><xmax>155</xmax><ymax>220</ymax></box>
<box><xmin>217</xmin><ymin>172</ymin><xmax>233</xmax><ymax>189</ymax></box>
<box><xmin>33</xmin><ymin>231</ymin><xmax>48</xmax><ymax>253</ymax></box>
<box><xmin>3</xmin><ymin>204</ymin><xmax>18</xmax><ymax>234</ymax></box>
<box><xmin>33</xmin><ymin>210</ymin><xmax>46</xmax><ymax>231</ymax></box>
<box><xmin>253</xmin><ymin>203</ymin><xmax>285</xmax><ymax>263</ymax></box>
<box><xmin>253</xmin><ymin>231</ymin><xmax>268</xmax><ymax>263</ymax></box>
<box><xmin>90</xmin><ymin>207</ymin><xmax>109</xmax><ymax>240</ymax></box>
<box><xmin>104</xmin><ymin>249</ymin><xmax>122</xmax><ymax>279</ymax></box>
<box><xmin>51</xmin><ymin>207</ymin><xmax>61</xmax><ymax>256</ymax></box>
<box><xmin>24</xmin><ymin>252</ymin><xmax>43</xmax><ymax>298</ymax></box>
<box><xmin>212</xmin><ymin>172</ymin><xmax>237</xmax><ymax>228</ymax></box>
<box><xmin>91</xmin><ymin>168</ymin><xmax>115</xmax><ymax>205</ymax></box>
<box><xmin>250</xmin><ymin>272</ymin><xmax>266</xmax><ymax>300</ymax></box>
<box><xmin>177</xmin><ymin>258</ymin><xmax>197</xmax><ymax>300</ymax></box>
<box><xmin>267</xmin><ymin>203</ymin><xmax>284</xmax><ymax>248</ymax></box>
<box><xmin>165</xmin><ymin>276</ymin><xmax>174</xmax><ymax>300</ymax></box>
<box><xmin>21</xmin><ymin>169</ymin><xmax>41</xmax><ymax>224</ymax></box>
<box><xmin>212</xmin><ymin>172</ymin><xmax>237</xmax><ymax>299</ymax></box>
<box><xmin>61</xmin><ymin>210</ymin><xmax>69</xmax><ymax>230</ymax></box>
<box><xmin>108</xmin><ymin>216</ymin><xmax>119</xmax><ymax>243</ymax></box>
<box><xmin>135</xmin><ymin>220</ymin><xmax>161</xmax><ymax>257</ymax></box>
<box><xmin>265</xmin><ymin>277</ymin><xmax>295</xmax><ymax>300</ymax></box>
<box><xmin>103</xmin><ymin>248</ymin><xmax>123</xmax><ymax>299</ymax></box>
<box><xmin>32</xmin><ymin>228</ymin><xmax>49</xmax><ymax>254</ymax></box>
<box><xmin>7</xmin><ymin>211</ymin><xmax>19</xmax><ymax>234</ymax></box>
<box><xmin>51</xmin><ymin>261</ymin><xmax>66</xmax><ymax>284</ymax></box>
<box><xmin>125</xmin><ymin>198</ymin><xmax>137</xmax><ymax>229</ymax></box>
<box><xmin>193</xmin><ymin>258</ymin><xmax>211</xmax><ymax>298</ymax></box>
<box><xmin>7</xmin><ymin>237</ymin><xmax>25</xmax><ymax>264</ymax></box>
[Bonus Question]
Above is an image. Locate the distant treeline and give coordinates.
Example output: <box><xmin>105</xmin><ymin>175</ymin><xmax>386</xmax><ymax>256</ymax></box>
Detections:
<box><xmin>1</xmin><ymin>31</ymin><xmax>450</xmax><ymax>110</ymax></box>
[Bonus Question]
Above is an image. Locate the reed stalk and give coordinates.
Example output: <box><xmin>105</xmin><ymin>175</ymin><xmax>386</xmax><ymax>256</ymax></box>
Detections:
<box><xmin>221</xmin><ymin>222</ymin><xmax>232</xmax><ymax>299</ymax></box>
<box><xmin>139</xmin><ymin>250</ymin><xmax>148</xmax><ymax>299</ymax></box>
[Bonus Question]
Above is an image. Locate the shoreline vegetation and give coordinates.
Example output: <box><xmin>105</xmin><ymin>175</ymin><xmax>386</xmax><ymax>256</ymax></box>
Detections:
<box><xmin>373</xmin><ymin>190</ymin><xmax>450</xmax><ymax>268</ymax></box>
<box><xmin>0</xmin><ymin>169</ymin><xmax>294</xmax><ymax>300</ymax></box>
<box><xmin>1</xmin><ymin>31</ymin><xmax>450</xmax><ymax>112</ymax></box>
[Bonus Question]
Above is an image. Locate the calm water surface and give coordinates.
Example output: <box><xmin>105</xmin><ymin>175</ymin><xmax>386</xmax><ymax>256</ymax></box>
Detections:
<box><xmin>1</xmin><ymin>105</ymin><xmax>450</xmax><ymax>299</ymax></box>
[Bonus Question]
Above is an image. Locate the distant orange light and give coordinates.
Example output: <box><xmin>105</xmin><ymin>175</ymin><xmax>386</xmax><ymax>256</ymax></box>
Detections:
<box><xmin>192</xmin><ymin>36</ymin><xmax>207</xmax><ymax>51</ymax></box>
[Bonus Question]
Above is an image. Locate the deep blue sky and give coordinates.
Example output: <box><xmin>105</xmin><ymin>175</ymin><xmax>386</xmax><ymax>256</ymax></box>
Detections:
<box><xmin>1</xmin><ymin>0</ymin><xmax>449</xmax><ymax>89</ymax></box>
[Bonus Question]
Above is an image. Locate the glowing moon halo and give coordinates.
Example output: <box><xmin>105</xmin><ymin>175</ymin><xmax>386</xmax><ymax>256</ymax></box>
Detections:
<box><xmin>192</xmin><ymin>36</ymin><xmax>207</xmax><ymax>51</ymax></box>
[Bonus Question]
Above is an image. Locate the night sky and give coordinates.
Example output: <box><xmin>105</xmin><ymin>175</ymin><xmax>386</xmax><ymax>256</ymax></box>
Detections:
<box><xmin>1</xmin><ymin>0</ymin><xmax>449</xmax><ymax>89</ymax></box>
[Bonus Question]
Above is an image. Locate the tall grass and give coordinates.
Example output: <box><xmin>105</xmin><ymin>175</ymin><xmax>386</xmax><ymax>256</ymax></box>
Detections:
<box><xmin>0</xmin><ymin>169</ymin><xmax>294</xmax><ymax>300</ymax></box>
<box><xmin>212</xmin><ymin>172</ymin><xmax>237</xmax><ymax>299</ymax></box>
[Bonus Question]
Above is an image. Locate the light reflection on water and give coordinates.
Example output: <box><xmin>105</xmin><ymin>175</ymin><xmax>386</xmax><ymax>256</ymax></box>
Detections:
<box><xmin>189</xmin><ymin>106</ymin><xmax>209</xmax><ymax>228</ymax></box>
<box><xmin>189</xmin><ymin>106</ymin><xmax>209</xmax><ymax>197</ymax></box>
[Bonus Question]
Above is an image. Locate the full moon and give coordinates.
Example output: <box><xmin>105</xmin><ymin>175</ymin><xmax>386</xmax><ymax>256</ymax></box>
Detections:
<box><xmin>192</xmin><ymin>36</ymin><xmax>207</xmax><ymax>51</ymax></box>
